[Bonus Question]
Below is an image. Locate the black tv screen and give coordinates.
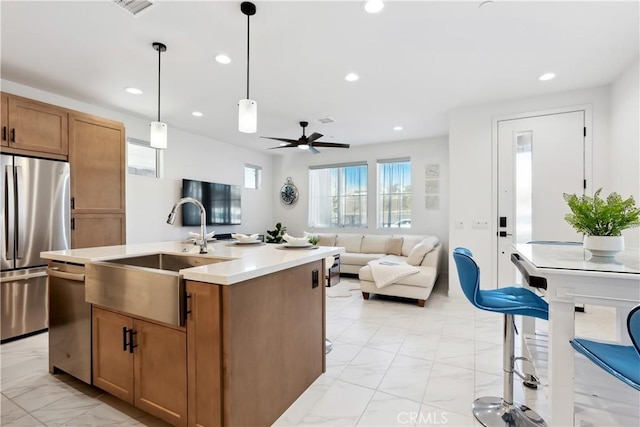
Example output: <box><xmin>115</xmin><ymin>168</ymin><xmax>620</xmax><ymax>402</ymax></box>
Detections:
<box><xmin>181</xmin><ymin>179</ymin><xmax>241</xmax><ymax>226</ymax></box>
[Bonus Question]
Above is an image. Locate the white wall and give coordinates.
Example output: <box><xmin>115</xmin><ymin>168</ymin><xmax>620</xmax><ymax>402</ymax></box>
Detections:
<box><xmin>1</xmin><ymin>80</ymin><xmax>275</xmax><ymax>244</ymax></box>
<box><xmin>609</xmin><ymin>59</ymin><xmax>640</xmax><ymax>248</ymax></box>
<box><xmin>272</xmin><ymin>136</ymin><xmax>450</xmax><ymax>272</ymax></box>
<box><xmin>449</xmin><ymin>85</ymin><xmax>612</xmax><ymax>290</ymax></box>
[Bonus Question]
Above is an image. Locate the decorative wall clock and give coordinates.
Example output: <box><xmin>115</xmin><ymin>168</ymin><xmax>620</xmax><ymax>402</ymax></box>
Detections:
<box><xmin>280</xmin><ymin>177</ymin><xmax>298</xmax><ymax>205</ymax></box>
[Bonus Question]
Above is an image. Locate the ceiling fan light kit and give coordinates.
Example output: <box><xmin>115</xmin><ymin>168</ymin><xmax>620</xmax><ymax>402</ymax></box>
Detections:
<box><xmin>238</xmin><ymin>1</ymin><xmax>257</xmax><ymax>134</ymax></box>
<box><xmin>150</xmin><ymin>41</ymin><xmax>168</xmax><ymax>149</ymax></box>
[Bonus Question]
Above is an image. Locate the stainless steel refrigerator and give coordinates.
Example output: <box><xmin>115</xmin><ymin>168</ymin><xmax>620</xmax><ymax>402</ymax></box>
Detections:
<box><xmin>1</xmin><ymin>154</ymin><xmax>70</xmax><ymax>342</ymax></box>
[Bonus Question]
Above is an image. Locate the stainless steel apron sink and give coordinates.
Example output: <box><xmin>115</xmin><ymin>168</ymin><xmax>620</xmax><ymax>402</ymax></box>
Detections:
<box><xmin>86</xmin><ymin>253</ymin><xmax>227</xmax><ymax>326</ymax></box>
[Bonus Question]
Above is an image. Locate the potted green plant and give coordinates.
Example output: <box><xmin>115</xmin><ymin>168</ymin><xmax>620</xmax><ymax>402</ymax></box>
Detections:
<box><xmin>265</xmin><ymin>222</ymin><xmax>287</xmax><ymax>244</ymax></box>
<box><xmin>563</xmin><ymin>188</ymin><xmax>640</xmax><ymax>256</ymax></box>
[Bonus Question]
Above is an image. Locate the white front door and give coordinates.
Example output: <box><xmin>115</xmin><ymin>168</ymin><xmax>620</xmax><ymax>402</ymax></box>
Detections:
<box><xmin>497</xmin><ymin>110</ymin><xmax>586</xmax><ymax>286</ymax></box>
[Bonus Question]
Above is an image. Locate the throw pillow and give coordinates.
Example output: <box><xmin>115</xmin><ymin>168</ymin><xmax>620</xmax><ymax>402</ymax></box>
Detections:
<box><xmin>385</xmin><ymin>237</ymin><xmax>403</xmax><ymax>256</ymax></box>
<box><xmin>361</xmin><ymin>235</ymin><xmax>388</xmax><ymax>253</ymax></box>
<box><xmin>407</xmin><ymin>242</ymin><xmax>430</xmax><ymax>266</ymax></box>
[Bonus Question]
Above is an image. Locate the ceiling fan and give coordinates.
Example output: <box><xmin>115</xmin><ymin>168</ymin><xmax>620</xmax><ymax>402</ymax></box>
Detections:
<box><xmin>262</xmin><ymin>121</ymin><xmax>350</xmax><ymax>154</ymax></box>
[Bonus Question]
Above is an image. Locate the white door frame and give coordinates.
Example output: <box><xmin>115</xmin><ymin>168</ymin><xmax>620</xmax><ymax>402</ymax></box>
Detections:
<box><xmin>490</xmin><ymin>104</ymin><xmax>593</xmax><ymax>287</ymax></box>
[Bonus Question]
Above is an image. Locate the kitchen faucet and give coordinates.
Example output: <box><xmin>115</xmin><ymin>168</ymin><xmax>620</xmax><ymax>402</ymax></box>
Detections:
<box><xmin>167</xmin><ymin>197</ymin><xmax>208</xmax><ymax>254</ymax></box>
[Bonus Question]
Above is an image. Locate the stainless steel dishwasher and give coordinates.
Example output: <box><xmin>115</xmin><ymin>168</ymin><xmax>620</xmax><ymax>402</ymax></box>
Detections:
<box><xmin>47</xmin><ymin>261</ymin><xmax>92</xmax><ymax>384</ymax></box>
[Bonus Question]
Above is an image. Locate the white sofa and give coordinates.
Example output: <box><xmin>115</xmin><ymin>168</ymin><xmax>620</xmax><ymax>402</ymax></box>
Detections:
<box><xmin>308</xmin><ymin>233</ymin><xmax>442</xmax><ymax>307</ymax></box>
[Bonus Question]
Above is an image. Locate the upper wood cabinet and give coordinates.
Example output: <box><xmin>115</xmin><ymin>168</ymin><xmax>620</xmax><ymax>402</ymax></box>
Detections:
<box><xmin>1</xmin><ymin>93</ymin><xmax>68</xmax><ymax>156</ymax></box>
<box><xmin>1</xmin><ymin>94</ymin><xmax>8</xmax><ymax>147</ymax></box>
<box><xmin>69</xmin><ymin>112</ymin><xmax>126</xmax><ymax>214</ymax></box>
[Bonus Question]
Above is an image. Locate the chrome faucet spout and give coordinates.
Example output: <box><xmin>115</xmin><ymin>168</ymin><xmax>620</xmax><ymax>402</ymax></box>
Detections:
<box><xmin>167</xmin><ymin>197</ymin><xmax>208</xmax><ymax>253</ymax></box>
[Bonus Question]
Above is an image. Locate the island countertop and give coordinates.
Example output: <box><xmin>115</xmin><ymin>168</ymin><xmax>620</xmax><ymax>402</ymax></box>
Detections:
<box><xmin>41</xmin><ymin>240</ymin><xmax>343</xmax><ymax>285</ymax></box>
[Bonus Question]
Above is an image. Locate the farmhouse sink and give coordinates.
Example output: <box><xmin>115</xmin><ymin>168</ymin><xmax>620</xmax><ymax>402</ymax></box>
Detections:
<box><xmin>86</xmin><ymin>253</ymin><xmax>227</xmax><ymax>326</ymax></box>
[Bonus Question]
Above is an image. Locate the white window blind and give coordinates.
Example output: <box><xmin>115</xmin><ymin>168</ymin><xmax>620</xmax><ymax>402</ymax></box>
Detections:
<box><xmin>244</xmin><ymin>164</ymin><xmax>262</xmax><ymax>189</ymax></box>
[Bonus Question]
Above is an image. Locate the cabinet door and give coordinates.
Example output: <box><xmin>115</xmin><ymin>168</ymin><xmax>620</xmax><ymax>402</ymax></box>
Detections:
<box><xmin>6</xmin><ymin>95</ymin><xmax>68</xmax><ymax>155</ymax></box>
<box><xmin>1</xmin><ymin>94</ymin><xmax>8</xmax><ymax>147</ymax></box>
<box><xmin>69</xmin><ymin>112</ymin><xmax>125</xmax><ymax>214</ymax></box>
<box><xmin>134</xmin><ymin>319</ymin><xmax>187</xmax><ymax>427</ymax></box>
<box><xmin>92</xmin><ymin>307</ymin><xmax>134</xmax><ymax>404</ymax></box>
<box><xmin>72</xmin><ymin>214</ymin><xmax>126</xmax><ymax>248</ymax></box>
<box><xmin>186</xmin><ymin>281</ymin><xmax>222</xmax><ymax>427</ymax></box>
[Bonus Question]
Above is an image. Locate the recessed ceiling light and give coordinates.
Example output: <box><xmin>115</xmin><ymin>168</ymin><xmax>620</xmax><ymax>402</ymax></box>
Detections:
<box><xmin>363</xmin><ymin>0</ymin><xmax>384</xmax><ymax>14</ymax></box>
<box><xmin>192</xmin><ymin>111</ymin><xmax>203</xmax><ymax>117</ymax></box>
<box><xmin>393</xmin><ymin>126</ymin><xmax>403</xmax><ymax>131</ymax></box>
<box><xmin>215</xmin><ymin>54</ymin><xmax>231</xmax><ymax>64</ymax></box>
<box><xmin>345</xmin><ymin>73</ymin><xmax>359</xmax><ymax>82</ymax></box>
<box><xmin>539</xmin><ymin>72</ymin><xmax>556</xmax><ymax>81</ymax></box>
<box><xmin>125</xmin><ymin>87</ymin><xmax>143</xmax><ymax>95</ymax></box>
<box><xmin>479</xmin><ymin>1</ymin><xmax>494</xmax><ymax>10</ymax></box>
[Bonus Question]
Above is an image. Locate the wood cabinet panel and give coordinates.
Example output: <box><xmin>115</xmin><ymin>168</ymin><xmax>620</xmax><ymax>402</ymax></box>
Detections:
<box><xmin>186</xmin><ymin>281</ymin><xmax>222</xmax><ymax>427</ymax></box>
<box><xmin>72</xmin><ymin>214</ymin><xmax>125</xmax><ymax>249</ymax></box>
<box><xmin>92</xmin><ymin>307</ymin><xmax>134</xmax><ymax>404</ymax></box>
<box><xmin>1</xmin><ymin>94</ymin><xmax>7</xmax><ymax>147</ymax></box>
<box><xmin>221</xmin><ymin>260</ymin><xmax>325</xmax><ymax>427</ymax></box>
<box><xmin>69</xmin><ymin>112</ymin><xmax>125</xmax><ymax>214</ymax></box>
<box><xmin>4</xmin><ymin>94</ymin><xmax>68</xmax><ymax>155</ymax></box>
<box><xmin>134</xmin><ymin>319</ymin><xmax>187</xmax><ymax>427</ymax></box>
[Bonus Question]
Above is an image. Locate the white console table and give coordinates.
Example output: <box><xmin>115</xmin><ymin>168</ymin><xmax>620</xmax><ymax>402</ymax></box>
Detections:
<box><xmin>512</xmin><ymin>243</ymin><xmax>640</xmax><ymax>427</ymax></box>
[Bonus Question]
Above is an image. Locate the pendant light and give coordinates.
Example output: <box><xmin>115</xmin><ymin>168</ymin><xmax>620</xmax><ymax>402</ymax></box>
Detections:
<box><xmin>239</xmin><ymin>2</ymin><xmax>257</xmax><ymax>133</ymax></box>
<box><xmin>150</xmin><ymin>42</ymin><xmax>167</xmax><ymax>149</ymax></box>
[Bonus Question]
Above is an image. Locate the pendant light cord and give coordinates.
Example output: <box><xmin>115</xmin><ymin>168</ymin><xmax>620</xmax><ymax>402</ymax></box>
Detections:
<box><xmin>246</xmin><ymin>13</ymin><xmax>250</xmax><ymax>100</ymax></box>
<box><xmin>157</xmin><ymin>46</ymin><xmax>162</xmax><ymax>122</ymax></box>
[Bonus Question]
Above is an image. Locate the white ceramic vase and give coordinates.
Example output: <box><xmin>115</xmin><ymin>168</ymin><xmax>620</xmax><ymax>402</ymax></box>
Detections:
<box><xmin>583</xmin><ymin>235</ymin><xmax>625</xmax><ymax>257</ymax></box>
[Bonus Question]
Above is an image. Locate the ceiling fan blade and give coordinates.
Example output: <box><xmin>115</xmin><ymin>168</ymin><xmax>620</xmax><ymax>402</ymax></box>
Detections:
<box><xmin>310</xmin><ymin>142</ymin><xmax>350</xmax><ymax>149</ymax></box>
<box><xmin>309</xmin><ymin>146</ymin><xmax>321</xmax><ymax>154</ymax></box>
<box><xmin>261</xmin><ymin>136</ymin><xmax>299</xmax><ymax>144</ymax></box>
<box><xmin>268</xmin><ymin>144</ymin><xmax>297</xmax><ymax>150</ymax></box>
<box><xmin>308</xmin><ymin>132</ymin><xmax>323</xmax><ymax>143</ymax></box>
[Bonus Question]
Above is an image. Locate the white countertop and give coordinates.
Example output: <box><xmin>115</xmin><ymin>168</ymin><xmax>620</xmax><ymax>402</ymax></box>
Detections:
<box><xmin>41</xmin><ymin>240</ymin><xmax>343</xmax><ymax>285</ymax></box>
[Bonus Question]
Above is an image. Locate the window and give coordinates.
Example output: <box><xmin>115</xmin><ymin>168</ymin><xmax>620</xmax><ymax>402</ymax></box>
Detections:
<box><xmin>244</xmin><ymin>164</ymin><xmax>262</xmax><ymax>189</ymax></box>
<box><xmin>309</xmin><ymin>163</ymin><xmax>367</xmax><ymax>228</ymax></box>
<box><xmin>378</xmin><ymin>159</ymin><xmax>411</xmax><ymax>228</ymax></box>
<box><xmin>127</xmin><ymin>137</ymin><xmax>160</xmax><ymax>178</ymax></box>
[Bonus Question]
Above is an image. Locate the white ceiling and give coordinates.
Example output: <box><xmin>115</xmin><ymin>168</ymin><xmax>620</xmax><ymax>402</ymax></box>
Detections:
<box><xmin>1</xmin><ymin>1</ymin><xmax>638</xmax><ymax>153</ymax></box>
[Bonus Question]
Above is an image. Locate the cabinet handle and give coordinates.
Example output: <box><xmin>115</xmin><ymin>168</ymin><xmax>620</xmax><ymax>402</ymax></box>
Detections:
<box><xmin>128</xmin><ymin>329</ymin><xmax>137</xmax><ymax>354</ymax></box>
<box><xmin>1</xmin><ymin>126</ymin><xmax>6</xmax><ymax>141</ymax></box>
<box><xmin>122</xmin><ymin>327</ymin><xmax>128</xmax><ymax>351</ymax></box>
<box><xmin>71</xmin><ymin>218</ymin><xmax>75</xmax><ymax>230</ymax></box>
<box><xmin>10</xmin><ymin>128</ymin><xmax>15</xmax><ymax>142</ymax></box>
<box><xmin>71</xmin><ymin>197</ymin><xmax>75</xmax><ymax>210</ymax></box>
<box><xmin>185</xmin><ymin>293</ymin><xmax>192</xmax><ymax>319</ymax></box>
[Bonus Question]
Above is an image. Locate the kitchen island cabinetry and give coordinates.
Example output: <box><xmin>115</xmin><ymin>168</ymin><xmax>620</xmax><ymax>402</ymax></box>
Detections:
<box><xmin>0</xmin><ymin>92</ymin><xmax>69</xmax><ymax>157</ymax></box>
<box><xmin>69</xmin><ymin>112</ymin><xmax>126</xmax><ymax>248</ymax></box>
<box><xmin>92</xmin><ymin>306</ymin><xmax>187</xmax><ymax>427</ymax></box>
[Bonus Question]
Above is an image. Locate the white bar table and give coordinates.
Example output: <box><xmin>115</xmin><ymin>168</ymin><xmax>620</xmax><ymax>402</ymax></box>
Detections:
<box><xmin>512</xmin><ymin>243</ymin><xmax>640</xmax><ymax>427</ymax></box>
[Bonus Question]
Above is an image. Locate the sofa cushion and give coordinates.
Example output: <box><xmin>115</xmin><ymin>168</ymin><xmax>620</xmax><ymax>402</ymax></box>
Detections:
<box><xmin>407</xmin><ymin>242</ymin><xmax>431</xmax><ymax>266</ymax></box>
<box><xmin>305</xmin><ymin>231</ymin><xmax>337</xmax><ymax>247</ymax></box>
<box><xmin>397</xmin><ymin>235</ymin><xmax>425</xmax><ymax>256</ymax></box>
<box><xmin>359</xmin><ymin>261</ymin><xmax>436</xmax><ymax>289</ymax></box>
<box><xmin>361</xmin><ymin>235</ymin><xmax>389</xmax><ymax>254</ymax></box>
<box><xmin>336</xmin><ymin>234</ymin><xmax>363</xmax><ymax>253</ymax></box>
<box><xmin>386</xmin><ymin>237</ymin><xmax>403</xmax><ymax>256</ymax></box>
<box><xmin>340</xmin><ymin>252</ymin><xmax>386</xmax><ymax>266</ymax></box>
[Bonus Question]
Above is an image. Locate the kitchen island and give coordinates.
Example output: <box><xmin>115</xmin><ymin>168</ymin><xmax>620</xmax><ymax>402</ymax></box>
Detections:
<box><xmin>42</xmin><ymin>240</ymin><xmax>342</xmax><ymax>427</ymax></box>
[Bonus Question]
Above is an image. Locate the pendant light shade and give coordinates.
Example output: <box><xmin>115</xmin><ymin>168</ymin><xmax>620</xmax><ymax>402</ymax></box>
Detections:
<box><xmin>239</xmin><ymin>2</ymin><xmax>257</xmax><ymax>134</ymax></box>
<box><xmin>238</xmin><ymin>99</ymin><xmax>257</xmax><ymax>133</ymax></box>
<box><xmin>150</xmin><ymin>42</ymin><xmax>167</xmax><ymax>149</ymax></box>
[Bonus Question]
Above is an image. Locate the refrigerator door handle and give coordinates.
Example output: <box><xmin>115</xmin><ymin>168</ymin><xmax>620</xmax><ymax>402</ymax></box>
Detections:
<box><xmin>4</xmin><ymin>165</ymin><xmax>14</xmax><ymax>261</ymax></box>
<box><xmin>15</xmin><ymin>165</ymin><xmax>25</xmax><ymax>260</ymax></box>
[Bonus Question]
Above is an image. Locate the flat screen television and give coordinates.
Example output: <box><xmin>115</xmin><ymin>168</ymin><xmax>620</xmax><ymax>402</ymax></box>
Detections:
<box><xmin>181</xmin><ymin>179</ymin><xmax>241</xmax><ymax>226</ymax></box>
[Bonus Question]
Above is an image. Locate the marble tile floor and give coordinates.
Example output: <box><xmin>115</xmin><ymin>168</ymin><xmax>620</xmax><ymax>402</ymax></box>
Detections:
<box><xmin>1</xmin><ymin>277</ymin><xmax>637</xmax><ymax>426</ymax></box>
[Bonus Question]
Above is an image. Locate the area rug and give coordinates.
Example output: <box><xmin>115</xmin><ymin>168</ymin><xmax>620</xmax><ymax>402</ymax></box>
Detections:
<box><xmin>326</xmin><ymin>280</ymin><xmax>361</xmax><ymax>297</ymax></box>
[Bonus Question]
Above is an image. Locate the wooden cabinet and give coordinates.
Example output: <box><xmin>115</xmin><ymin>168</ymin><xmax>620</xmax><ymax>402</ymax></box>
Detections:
<box><xmin>1</xmin><ymin>94</ymin><xmax>8</xmax><ymax>147</ymax></box>
<box><xmin>185</xmin><ymin>260</ymin><xmax>325</xmax><ymax>426</ymax></box>
<box><xmin>92</xmin><ymin>307</ymin><xmax>187</xmax><ymax>427</ymax></box>
<box><xmin>186</xmin><ymin>281</ymin><xmax>222</xmax><ymax>427</ymax></box>
<box><xmin>1</xmin><ymin>93</ymin><xmax>68</xmax><ymax>156</ymax></box>
<box><xmin>69</xmin><ymin>112</ymin><xmax>126</xmax><ymax>248</ymax></box>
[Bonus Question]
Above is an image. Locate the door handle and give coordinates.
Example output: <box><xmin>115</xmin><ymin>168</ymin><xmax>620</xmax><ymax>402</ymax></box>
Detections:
<box><xmin>15</xmin><ymin>166</ymin><xmax>24</xmax><ymax>259</ymax></box>
<box><xmin>128</xmin><ymin>329</ymin><xmax>137</xmax><ymax>354</ymax></box>
<box><xmin>498</xmin><ymin>231</ymin><xmax>513</xmax><ymax>237</ymax></box>
<box><xmin>5</xmin><ymin>165</ymin><xmax>14</xmax><ymax>261</ymax></box>
<box><xmin>10</xmin><ymin>128</ymin><xmax>15</xmax><ymax>142</ymax></box>
<box><xmin>1</xmin><ymin>126</ymin><xmax>6</xmax><ymax>141</ymax></box>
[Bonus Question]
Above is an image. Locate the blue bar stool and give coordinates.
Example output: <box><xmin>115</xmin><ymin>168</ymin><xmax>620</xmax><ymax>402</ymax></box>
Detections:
<box><xmin>570</xmin><ymin>304</ymin><xmax>640</xmax><ymax>391</ymax></box>
<box><xmin>453</xmin><ymin>247</ymin><xmax>548</xmax><ymax>427</ymax></box>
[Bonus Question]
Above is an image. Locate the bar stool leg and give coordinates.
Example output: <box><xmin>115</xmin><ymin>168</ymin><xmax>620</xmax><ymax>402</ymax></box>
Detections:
<box><xmin>471</xmin><ymin>314</ymin><xmax>547</xmax><ymax>427</ymax></box>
